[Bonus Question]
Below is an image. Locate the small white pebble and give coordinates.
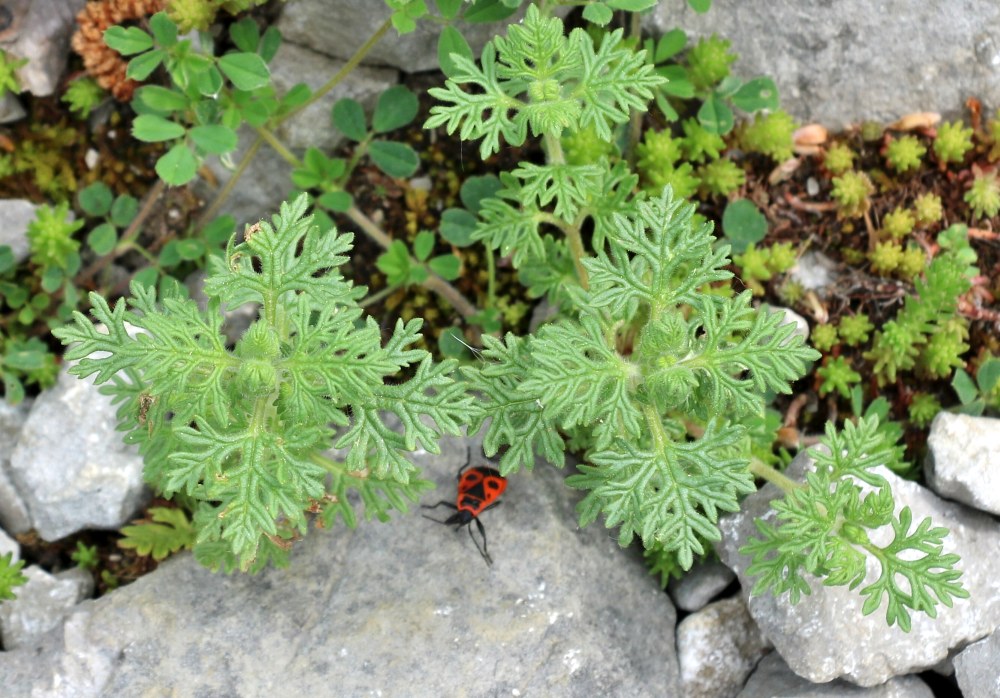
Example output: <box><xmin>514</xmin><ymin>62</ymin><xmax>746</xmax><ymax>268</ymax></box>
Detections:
<box><xmin>85</xmin><ymin>148</ymin><xmax>99</xmax><ymax>170</ymax></box>
<box><xmin>806</xmin><ymin>177</ymin><xmax>819</xmax><ymax>196</ymax></box>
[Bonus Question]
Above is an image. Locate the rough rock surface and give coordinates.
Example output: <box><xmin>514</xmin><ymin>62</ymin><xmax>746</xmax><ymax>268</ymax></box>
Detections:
<box><xmin>924</xmin><ymin>412</ymin><xmax>1000</xmax><ymax>516</ymax></box>
<box><xmin>277</xmin><ymin>0</ymin><xmax>520</xmax><ymax>72</ymax></box>
<box><xmin>668</xmin><ymin>557</ymin><xmax>735</xmax><ymax>612</ymax></box>
<box><xmin>0</xmin><ymin>399</ymin><xmax>31</xmax><ymax>534</ymax></box>
<box><xmin>0</xmin><ymin>566</ymin><xmax>93</xmax><ymax>651</ymax></box>
<box><xmin>677</xmin><ymin>596</ymin><xmax>770</xmax><ymax>698</ymax></box>
<box><xmin>0</xmin><ymin>199</ymin><xmax>38</xmax><ymax>266</ymax></box>
<box><xmin>954</xmin><ymin>630</ymin><xmax>1000</xmax><ymax>698</ymax></box>
<box><xmin>8</xmin><ymin>367</ymin><xmax>149</xmax><ymax>541</ymax></box>
<box><xmin>717</xmin><ymin>451</ymin><xmax>1000</xmax><ymax>687</ymax></box>
<box><xmin>649</xmin><ymin>0</ymin><xmax>1000</xmax><ymax>127</ymax></box>
<box><xmin>0</xmin><ymin>436</ymin><xmax>681</xmax><ymax>696</ymax></box>
<box><xmin>738</xmin><ymin>652</ymin><xmax>933</xmax><ymax>698</ymax></box>
<box><xmin>0</xmin><ymin>0</ymin><xmax>87</xmax><ymax>96</ymax></box>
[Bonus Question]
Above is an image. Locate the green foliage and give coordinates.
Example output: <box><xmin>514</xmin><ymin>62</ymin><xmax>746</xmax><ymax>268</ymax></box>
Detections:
<box><xmin>71</xmin><ymin>541</ymin><xmax>101</xmax><ymax>570</ymax></box>
<box><xmin>686</xmin><ymin>35</ymin><xmax>736</xmax><ymax>91</ymax></box>
<box><xmin>698</xmin><ymin>158</ymin><xmax>745</xmax><ymax>196</ymax></box>
<box><xmin>27</xmin><ymin>202</ymin><xmax>85</xmax><ymax>274</ymax></box>
<box><xmin>0</xmin><ymin>552</ymin><xmax>27</xmax><ymax>601</ymax></box>
<box><xmin>836</xmin><ymin>313</ymin><xmax>873</xmax><ymax>347</ymax></box>
<box><xmin>119</xmin><ymin>507</ymin><xmax>195</xmax><ymax>561</ymax></box>
<box><xmin>824</xmin><ymin>142</ymin><xmax>855</xmax><ymax>174</ymax></box>
<box><xmin>739</xmin><ymin>110</ymin><xmax>796</xmax><ymax>162</ymax></box>
<box><xmin>810</xmin><ymin>323</ymin><xmax>838</xmax><ymax>352</ymax></box>
<box><xmin>641</xmin><ymin>25</ymin><xmax>776</xmax><ymax>135</ymax></box>
<box><xmin>865</xmin><ymin>225</ymin><xmax>977</xmax><ymax>384</ymax></box>
<box><xmin>952</xmin><ymin>356</ymin><xmax>1000</xmax><ymax>415</ymax></box>
<box><xmin>882</xmin><ymin>207</ymin><xmax>915</xmax><ymax>240</ymax></box>
<box><xmin>742</xmin><ymin>415</ymin><xmax>968</xmax><ymax>632</ymax></box>
<box><xmin>561</xmin><ymin>123</ymin><xmax>616</xmax><ymax>166</ymax></box>
<box><xmin>0</xmin><ymin>49</ymin><xmax>27</xmax><ymax>97</ymax></box>
<box><xmin>897</xmin><ymin>245</ymin><xmax>927</xmax><ymax>280</ymax></box>
<box><xmin>869</xmin><ymin>240</ymin><xmax>903</xmax><ymax>275</ymax></box>
<box><xmin>681</xmin><ymin>118</ymin><xmax>726</xmax><ymax>162</ymax></box>
<box><xmin>376</xmin><ymin>230</ymin><xmax>461</xmax><ymax>286</ymax></box>
<box><xmin>425</xmin><ymin>4</ymin><xmax>665</xmax><ymax>159</ymax></box>
<box><xmin>732</xmin><ymin>242</ymin><xmax>794</xmax><ymax>295</ymax></box>
<box><xmin>720</xmin><ymin>199</ymin><xmax>767</xmax><ymax>253</ymax></box>
<box><xmin>55</xmin><ymin>195</ymin><xmax>468</xmax><ymax>571</ymax></box>
<box><xmin>913</xmin><ymin>192</ymin><xmax>943</xmax><ymax>227</ymax></box>
<box><xmin>123</xmin><ymin>12</ymin><xmax>281</xmax><ymax>185</ymax></box>
<box><xmin>933</xmin><ymin>120</ymin><xmax>974</xmax><ymax>165</ymax></box>
<box><xmin>62</xmin><ymin>78</ymin><xmax>106</xmax><ymax>119</ymax></box>
<box><xmin>464</xmin><ymin>189</ymin><xmax>818</xmax><ymax>569</ymax></box>
<box><xmin>830</xmin><ymin>171</ymin><xmax>874</xmax><ymax>218</ymax></box>
<box><xmin>817</xmin><ymin>356</ymin><xmax>861</xmax><ymax>399</ymax></box>
<box><xmin>331</xmin><ymin>85</ymin><xmax>421</xmax><ymax>178</ymax></box>
<box><xmin>964</xmin><ymin>170</ymin><xmax>1000</xmax><ymax>220</ymax></box>
<box><xmin>884</xmin><ymin>135</ymin><xmax>926</xmax><ymax>173</ymax></box>
<box><xmin>908</xmin><ymin>392</ymin><xmax>941</xmax><ymax>428</ymax></box>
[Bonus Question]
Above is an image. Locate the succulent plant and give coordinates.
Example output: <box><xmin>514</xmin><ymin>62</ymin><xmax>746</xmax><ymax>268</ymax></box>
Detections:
<box><xmin>897</xmin><ymin>245</ymin><xmax>928</xmax><ymax>280</ymax></box>
<box><xmin>837</xmin><ymin>313</ymin><xmax>874</xmax><ymax>346</ymax></box>
<box><xmin>869</xmin><ymin>240</ymin><xmax>904</xmax><ymax>274</ymax></box>
<box><xmin>913</xmin><ymin>192</ymin><xmax>944</xmax><ymax>226</ymax></box>
<box><xmin>882</xmin><ymin>207</ymin><xmax>915</xmax><ymax>239</ymax></box>
<box><xmin>884</xmin><ymin>135</ymin><xmax>927</xmax><ymax>173</ymax></box>
<box><xmin>817</xmin><ymin>356</ymin><xmax>862</xmax><ymax>399</ymax></box>
<box><xmin>697</xmin><ymin>158</ymin><xmax>745</xmax><ymax>196</ymax></box>
<box><xmin>908</xmin><ymin>392</ymin><xmax>941</xmax><ymax>428</ymax></box>
<box><xmin>824</xmin><ymin>142</ymin><xmax>855</xmax><ymax>174</ymax></box>
<box><xmin>830</xmin><ymin>171</ymin><xmax>874</xmax><ymax>218</ymax></box>
<box><xmin>741</xmin><ymin>110</ymin><xmax>797</xmax><ymax>162</ymax></box>
<box><xmin>681</xmin><ymin>118</ymin><xmax>726</xmax><ymax>163</ymax></box>
<box><xmin>964</xmin><ymin>170</ymin><xmax>1000</xmax><ymax>220</ymax></box>
<box><xmin>810</xmin><ymin>323</ymin><xmax>838</xmax><ymax>352</ymax></box>
<box><xmin>687</xmin><ymin>34</ymin><xmax>737</xmax><ymax>91</ymax></box>
<box><xmin>933</xmin><ymin>120</ymin><xmax>974</xmax><ymax>165</ymax></box>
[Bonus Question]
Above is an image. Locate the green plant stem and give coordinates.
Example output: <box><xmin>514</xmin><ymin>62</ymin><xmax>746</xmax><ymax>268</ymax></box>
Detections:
<box><xmin>485</xmin><ymin>247</ymin><xmax>497</xmax><ymax>306</ymax></box>
<box><xmin>748</xmin><ymin>457</ymin><xmax>803</xmax><ymax>493</ymax></box>
<box><xmin>347</xmin><ymin>204</ymin><xmax>479</xmax><ymax>319</ymax></box>
<box><xmin>282</xmin><ymin>19</ymin><xmax>393</xmax><ymax>122</ymax></box>
<box><xmin>626</xmin><ymin>11</ymin><xmax>643</xmax><ymax>166</ymax></box>
<box><xmin>542</xmin><ymin>130</ymin><xmax>588</xmax><ymax>288</ymax></box>
<box><xmin>197</xmin><ymin>18</ymin><xmax>392</xmax><ymax>228</ymax></box>
<box><xmin>359</xmin><ymin>282</ymin><xmax>402</xmax><ymax>309</ymax></box>
<box><xmin>77</xmin><ymin>179</ymin><xmax>165</xmax><ymax>286</ymax></box>
<box><xmin>196</xmin><ymin>138</ymin><xmax>263</xmax><ymax>227</ymax></box>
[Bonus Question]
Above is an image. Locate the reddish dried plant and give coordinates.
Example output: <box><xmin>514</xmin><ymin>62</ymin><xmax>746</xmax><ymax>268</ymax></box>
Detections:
<box><xmin>71</xmin><ymin>0</ymin><xmax>166</xmax><ymax>101</ymax></box>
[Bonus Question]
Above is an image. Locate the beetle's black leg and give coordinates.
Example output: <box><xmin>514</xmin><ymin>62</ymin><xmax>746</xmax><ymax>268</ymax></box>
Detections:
<box><xmin>421</xmin><ymin>500</ymin><xmax>459</xmax><ymax>524</ymax></box>
<box><xmin>471</xmin><ymin>517</ymin><xmax>492</xmax><ymax>566</ymax></box>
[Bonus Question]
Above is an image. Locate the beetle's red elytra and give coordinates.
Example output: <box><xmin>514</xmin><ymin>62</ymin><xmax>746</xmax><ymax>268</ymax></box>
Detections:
<box><xmin>423</xmin><ymin>464</ymin><xmax>507</xmax><ymax>565</ymax></box>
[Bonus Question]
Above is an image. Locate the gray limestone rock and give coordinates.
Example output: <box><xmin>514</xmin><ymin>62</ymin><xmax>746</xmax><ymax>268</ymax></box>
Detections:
<box><xmin>277</xmin><ymin>0</ymin><xmax>518</xmax><ymax>73</ymax></box>
<box><xmin>0</xmin><ymin>398</ymin><xmax>31</xmax><ymax>534</ymax></box>
<box><xmin>8</xmin><ymin>366</ymin><xmax>150</xmax><ymax>541</ymax></box>
<box><xmin>0</xmin><ymin>0</ymin><xmax>87</xmax><ymax>97</ymax></box>
<box><xmin>0</xmin><ymin>199</ymin><xmax>38</xmax><ymax>266</ymax></box>
<box><xmin>0</xmin><ymin>435</ymin><xmax>681</xmax><ymax>696</ymax></box>
<box><xmin>925</xmin><ymin>412</ymin><xmax>1000</xmax><ymax>516</ymax></box>
<box><xmin>954</xmin><ymin>630</ymin><xmax>1000</xmax><ymax>698</ymax></box>
<box><xmin>677</xmin><ymin>596</ymin><xmax>771</xmax><ymax>698</ymax></box>
<box><xmin>0</xmin><ymin>93</ymin><xmax>25</xmax><ymax>123</ymax></box>
<box><xmin>718</xmin><ymin>451</ymin><xmax>1000</xmax><ymax>687</ymax></box>
<box><xmin>269</xmin><ymin>41</ymin><xmax>399</xmax><ymax>151</ymax></box>
<box><xmin>650</xmin><ymin>1</ymin><xmax>1000</xmax><ymax>127</ymax></box>
<box><xmin>668</xmin><ymin>557</ymin><xmax>736</xmax><ymax>612</ymax></box>
<box><xmin>0</xmin><ymin>566</ymin><xmax>93</xmax><ymax>651</ymax></box>
<box><xmin>738</xmin><ymin>652</ymin><xmax>933</xmax><ymax>698</ymax></box>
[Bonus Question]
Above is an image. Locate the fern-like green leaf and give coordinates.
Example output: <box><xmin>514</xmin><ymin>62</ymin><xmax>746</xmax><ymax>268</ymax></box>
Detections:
<box><xmin>0</xmin><ymin>552</ymin><xmax>27</xmax><ymax>601</ymax></box>
<box><xmin>570</xmin><ymin>422</ymin><xmax>752</xmax><ymax>569</ymax></box>
<box><xmin>118</xmin><ymin>507</ymin><xmax>195</xmax><ymax>561</ymax></box>
<box><xmin>461</xmin><ymin>333</ymin><xmax>565</xmax><ymax>475</ymax></box>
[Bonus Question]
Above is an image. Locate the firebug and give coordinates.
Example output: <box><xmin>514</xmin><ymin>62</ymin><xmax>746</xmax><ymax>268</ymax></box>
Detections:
<box><xmin>423</xmin><ymin>464</ymin><xmax>507</xmax><ymax>565</ymax></box>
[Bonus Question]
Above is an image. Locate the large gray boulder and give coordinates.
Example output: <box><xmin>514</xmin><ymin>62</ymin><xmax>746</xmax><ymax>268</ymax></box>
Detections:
<box><xmin>650</xmin><ymin>0</ymin><xmax>1000</xmax><ymax>127</ymax></box>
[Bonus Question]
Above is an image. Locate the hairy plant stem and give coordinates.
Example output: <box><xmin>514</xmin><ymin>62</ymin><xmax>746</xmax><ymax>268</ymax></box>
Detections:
<box><xmin>626</xmin><ymin>10</ymin><xmax>643</xmax><ymax>166</ymax></box>
<box><xmin>748</xmin><ymin>458</ymin><xmax>803</xmax><ymax>493</ymax></box>
<box><xmin>543</xmin><ymin>130</ymin><xmax>589</xmax><ymax>289</ymax></box>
